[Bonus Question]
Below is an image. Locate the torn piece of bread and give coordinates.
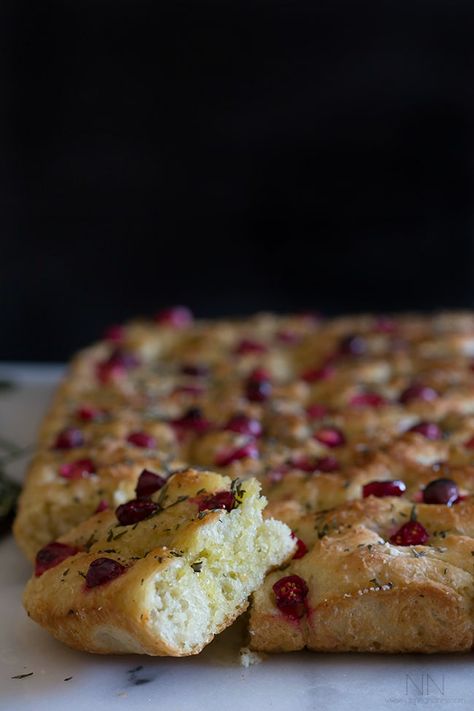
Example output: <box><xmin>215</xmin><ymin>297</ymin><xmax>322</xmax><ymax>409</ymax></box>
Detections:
<box><xmin>249</xmin><ymin>496</ymin><xmax>474</xmax><ymax>653</ymax></box>
<box><xmin>23</xmin><ymin>468</ymin><xmax>295</xmax><ymax>656</ymax></box>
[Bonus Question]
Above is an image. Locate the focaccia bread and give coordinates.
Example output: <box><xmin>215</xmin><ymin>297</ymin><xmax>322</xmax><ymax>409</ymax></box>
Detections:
<box><xmin>24</xmin><ymin>469</ymin><xmax>295</xmax><ymax>656</ymax></box>
<box><xmin>15</xmin><ymin>308</ymin><xmax>474</xmax><ymax>560</ymax></box>
<box><xmin>15</xmin><ymin>308</ymin><xmax>474</xmax><ymax>655</ymax></box>
<box><xmin>250</xmin><ymin>496</ymin><xmax>474</xmax><ymax>653</ymax></box>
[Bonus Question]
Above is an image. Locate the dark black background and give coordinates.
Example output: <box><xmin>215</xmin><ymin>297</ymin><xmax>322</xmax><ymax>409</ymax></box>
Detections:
<box><xmin>2</xmin><ymin>1</ymin><xmax>474</xmax><ymax>361</ymax></box>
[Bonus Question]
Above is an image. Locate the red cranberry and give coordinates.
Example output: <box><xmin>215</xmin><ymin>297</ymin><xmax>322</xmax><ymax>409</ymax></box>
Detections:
<box><xmin>235</xmin><ymin>339</ymin><xmax>267</xmax><ymax>355</ymax></box>
<box><xmin>272</xmin><ymin>575</ymin><xmax>309</xmax><ymax>619</ymax></box>
<box><xmin>292</xmin><ymin>455</ymin><xmax>339</xmax><ymax>473</ymax></box>
<box><xmin>126</xmin><ymin>431</ymin><xmax>156</xmax><ymax>449</ymax></box>
<box><xmin>224</xmin><ymin>414</ymin><xmax>262</xmax><ymax>438</ymax></box>
<box><xmin>173</xmin><ymin>384</ymin><xmax>205</xmax><ymax>396</ymax></box>
<box><xmin>76</xmin><ymin>405</ymin><xmax>106</xmax><ymax>422</ymax></box>
<box><xmin>214</xmin><ymin>440</ymin><xmax>259</xmax><ymax>467</ymax></box>
<box><xmin>85</xmin><ymin>557</ymin><xmax>126</xmax><ymax>588</ymax></box>
<box><xmin>180</xmin><ymin>364</ymin><xmax>209</xmax><ymax>377</ymax></box>
<box><xmin>349</xmin><ymin>392</ymin><xmax>386</xmax><ymax>408</ymax></box>
<box><xmin>171</xmin><ymin>407</ymin><xmax>211</xmax><ymax>434</ymax></box>
<box><xmin>298</xmin><ymin>310</ymin><xmax>321</xmax><ymax>320</ymax></box>
<box><xmin>399</xmin><ymin>384</ymin><xmax>438</xmax><ymax>405</ymax></box>
<box><xmin>339</xmin><ymin>334</ymin><xmax>367</xmax><ymax>356</ymax></box>
<box><xmin>423</xmin><ymin>478</ymin><xmax>459</xmax><ymax>506</ymax></box>
<box><xmin>135</xmin><ymin>469</ymin><xmax>166</xmax><ymax>498</ymax></box>
<box><xmin>301</xmin><ymin>364</ymin><xmax>335</xmax><ymax>383</ymax></box>
<box><xmin>306</xmin><ymin>403</ymin><xmax>329</xmax><ymax>420</ymax></box>
<box><xmin>197</xmin><ymin>491</ymin><xmax>235</xmax><ymax>512</ymax></box>
<box><xmin>154</xmin><ymin>306</ymin><xmax>193</xmax><ymax>328</ymax></box>
<box><xmin>291</xmin><ymin>454</ymin><xmax>339</xmax><ymax>474</ymax></box>
<box><xmin>250</xmin><ymin>367</ymin><xmax>271</xmax><ymax>380</ymax></box>
<box><xmin>59</xmin><ymin>458</ymin><xmax>96</xmax><ymax>480</ymax></box>
<box><xmin>115</xmin><ymin>499</ymin><xmax>158</xmax><ymax>525</ymax></box>
<box><xmin>245</xmin><ymin>369</ymin><xmax>272</xmax><ymax>402</ymax></box>
<box><xmin>35</xmin><ymin>542</ymin><xmax>80</xmax><ymax>577</ymax></box>
<box><xmin>53</xmin><ymin>427</ymin><xmax>84</xmax><ymax>450</ymax></box>
<box><xmin>95</xmin><ymin>499</ymin><xmax>109</xmax><ymax>513</ymax></box>
<box><xmin>97</xmin><ymin>349</ymin><xmax>140</xmax><ymax>383</ymax></box>
<box><xmin>314</xmin><ymin>456</ymin><xmax>340</xmax><ymax>472</ymax></box>
<box><xmin>314</xmin><ymin>427</ymin><xmax>346</xmax><ymax>448</ymax></box>
<box><xmin>276</xmin><ymin>330</ymin><xmax>302</xmax><ymax>344</ymax></box>
<box><xmin>408</xmin><ymin>422</ymin><xmax>442</xmax><ymax>440</ymax></box>
<box><xmin>362</xmin><ymin>480</ymin><xmax>406</xmax><ymax>498</ymax></box>
<box><xmin>373</xmin><ymin>316</ymin><xmax>396</xmax><ymax>333</ymax></box>
<box><xmin>390</xmin><ymin>521</ymin><xmax>429</xmax><ymax>546</ymax></box>
<box><xmin>103</xmin><ymin>324</ymin><xmax>124</xmax><ymax>342</ymax></box>
<box><xmin>464</xmin><ymin>436</ymin><xmax>474</xmax><ymax>449</ymax></box>
<box><xmin>291</xmin><ymin>533</ymin><xmax>308</xmax><ymax>559</ymax></box>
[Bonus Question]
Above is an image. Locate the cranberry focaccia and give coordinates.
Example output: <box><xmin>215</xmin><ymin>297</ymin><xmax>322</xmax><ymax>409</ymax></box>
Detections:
<box><xmin>14</xmin><ymin>308</ymin><xmax>474</xmax><ymax>560</ymax></box>
<box><xmin>251</xmin><ymin>493</ymin><xmax>474</xmax><ymax>653</ymax></box>
<box><xmin>24</xmin><ymin>469</ymin><xmax>294</xmax><ymax>655</ymax></box>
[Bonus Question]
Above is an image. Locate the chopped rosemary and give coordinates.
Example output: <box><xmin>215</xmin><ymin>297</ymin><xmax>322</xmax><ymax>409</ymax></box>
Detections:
<box><xmin>112</xmin><ymin>529</ymin><xmax>128</xmax><ymax>541</ymax></box>
<box><xmin>231</xmin><ymin>478</ymin><xmax>245</xmax><ymax>508</ymax></box>
<box><xmin>165</xmin><ymin>495</ymin><xmax>188</xmax><ymax>510</ymax></box>
<box><xmin>83</xmin><ymin>532</ymin><xmax>97</xmax><ymax>552</ymax></box>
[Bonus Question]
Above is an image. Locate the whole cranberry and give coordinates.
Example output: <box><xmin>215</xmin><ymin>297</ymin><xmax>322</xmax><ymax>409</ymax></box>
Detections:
<box><xmin>154</xmin><ymin>306</ymin><xmax>193</xmax><ymax>328</ymax></box>
<box><xmin>76</xmin><ymin>405</ymin><xmax>106</xmax><ymax>422</ymax></box>
<box><xmin>301</xmin><ymin>364</ymin><xmax>335</xmax><ymax>383</ymax></box>
<box><xmin>224</xmin><ymin>414</ymin><xmax>263</xmax><ymax>438</ymax></box>
<box><xmin>103</xmin><ymin>324</ymin><xmax>124</xmax><ymax>342</ymax></box>
<box><xmin>96</xmin><ymin>349</ymin><xmax>140</xmax><ymax>383</ymax></box>
<box><xmin>135</xmin><ymin>469</ymin><xmax>166</xmax><ymax>498</ymax></box>
<box><xmin>423</xmin><ymin>478</ymin><xmax>459</xmax><ymax>506</ymax></box>
<box><xmin>314</xmin><ymin>427</ymin><xmax>346</xmax><ymax>448</ymax></box>
<box><xmin>291</xmin><ymin>533</ymin><xmax>308</xmax><ymax>559</ymax></box>
<box><xmin>115</xmin><ymin>499</ymin><xmax>158</xmax><ymax>525</ymax></box>
<box><xmin>197</xmin><ymin>491</ymin><xmax>235</xmax><ymax>512</ymax></box>
<box><xmin>306</xmin><ymin>404</ymin><xmax>329</xmax><ymax>420</ymax></box>
<box><xmin>363</xmin><ymin>480</ymin><xmax>406</xmax><ymax>498</ymax></box>
<box><xmin>35</xmin><ymin>542</ymin><xmax>80</xmax><ymax>577</ymax></box>
<box><xmin>234</xmin><ymin>339</ymin><xmax>267</xmax><ymax>355</ymax></box>
<box><xmin>399</xmin><ymin>384</ymin><xmax>438</xmax><ymax>405</ymax></box>
<box><xmin>171</xmin><ymin>407</ymin><xmax>211</xmax><ymax>433</ymax></box>
<box><xmin>214</xmin><ymin>440</ymin><xmax>259</xmax><ymax>467</ymax></box>
<box><xmin>339</xmin><ymin>334</ymin><xmax>367</xmax><ymax>356</ymax></box>
<box><xmin>390</xmin><ymin>521</ymin><xmax>429</xmax><ymax>546</ymax></box>
<box><xmin>245</xmin><ymin>369</ymin><xmax>272</xmax><ymax>402</ymax></box>
<box><xmin>59</xmin><ymin>458</ymin><xmax>95</xmax><ymax>480</ymax></box>
<box><xmin>126</xmin><ymin>431</ymin><xmax>156</xmax><ymax>449</ymax></box>
<box><xmin>272</xmin><ymin>575</ymin><xmax>309</xmax><ymax>619</ymax></box>
<box><xmin>349</xmin><ymin>392</ymin><xmax>386</xmax><ymax>408</ymax></box>
<box><xmin>408</xmin><ymin>422</ymin><xmax>442</xmax><ymax>440</ymax></box>
<box><xmin>85</xmin><ymin>558</ymin><xmax>126</xmax><ymax>588</ymax></box>
<box><xmin>53</xmin><ymin>428</ymin><xmax>84</xmax><ymax>450</ymax></box>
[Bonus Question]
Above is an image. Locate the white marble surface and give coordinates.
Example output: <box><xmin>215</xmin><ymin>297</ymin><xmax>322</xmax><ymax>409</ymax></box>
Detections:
<box><xmin>1</xmin><ymin>365</ymin><xmax>473</xmax><ymax>711</ymax></box>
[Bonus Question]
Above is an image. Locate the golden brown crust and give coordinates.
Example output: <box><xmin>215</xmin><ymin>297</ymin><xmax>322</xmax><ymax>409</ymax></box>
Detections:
<box><xmin>250</xmin><ymin>501</ymin><xmax>474</xmax><ymax>653</ymax></box>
